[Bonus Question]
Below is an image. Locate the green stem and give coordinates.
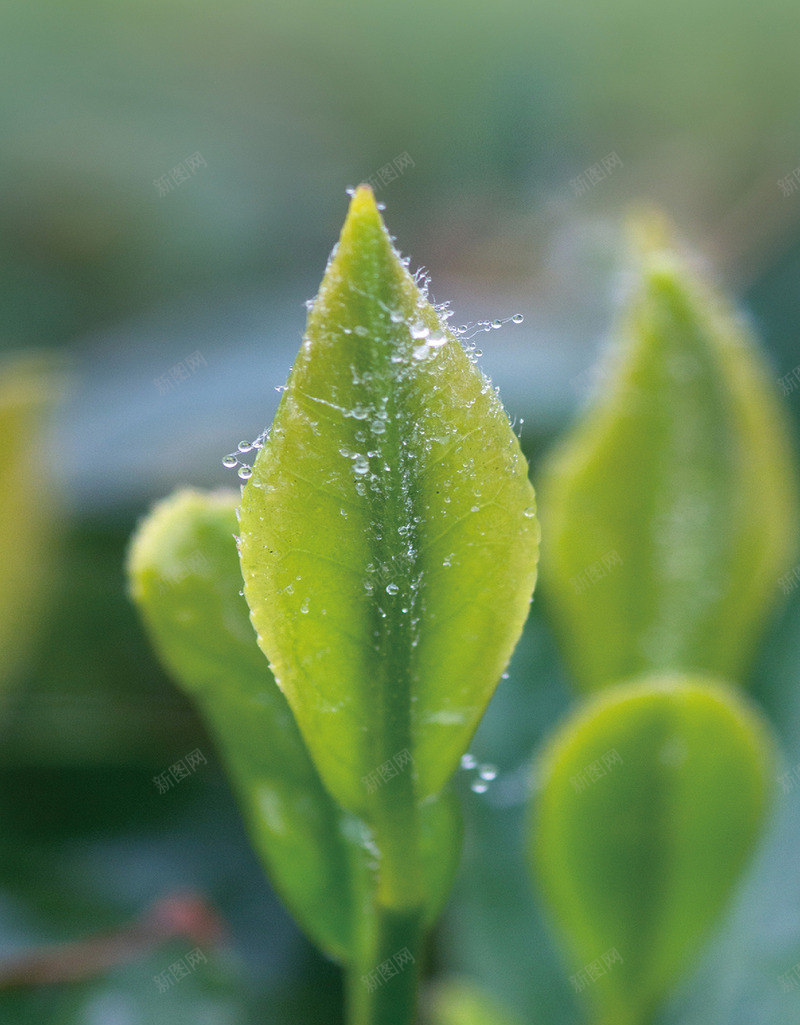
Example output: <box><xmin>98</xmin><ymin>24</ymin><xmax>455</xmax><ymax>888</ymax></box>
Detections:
<box><xmin>345</xmin><ymin>776</ymin><xmax>425</xmax><ymax>1025</ymax></box>
<box><xmin>345</xmin><ymin>904</ymin><xmax>424</xmax><ymax>1025</ymax></box>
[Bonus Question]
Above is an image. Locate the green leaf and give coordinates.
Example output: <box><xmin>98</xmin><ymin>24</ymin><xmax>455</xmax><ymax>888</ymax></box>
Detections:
<box><xmin>128</xmin><ymin>488</ymin><xmax>352</xmax><ymax>961</ymax></box>
<box><xmin>127</xmin><ymin>488</ymin><xmax>461</xmax><ymax>963</ymax></box>
<box><xmin>528</xmin><ymin>673</ymin><xmax>774</xmax><ymax>1025</ymax></box>
<box><xmin>0</xmin><ymin>354</ymin><xmax>63</xmax><ymax>690</ymax></box>
<box><xmin>238</xmin><ymin>185</ymin><xmax>539</xmax><ymax>822</ymax></box>
<box><xmin>539</xmin><ymin>232</ymin><xmax>799</xmax><ymax>694</ymax></box>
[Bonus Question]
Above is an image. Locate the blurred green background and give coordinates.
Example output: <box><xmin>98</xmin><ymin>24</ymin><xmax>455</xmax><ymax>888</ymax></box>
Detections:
<box><xmin>2</xmin><ymin>1</ymin><xmax>800</xmax><ymax>1022</ymax></box>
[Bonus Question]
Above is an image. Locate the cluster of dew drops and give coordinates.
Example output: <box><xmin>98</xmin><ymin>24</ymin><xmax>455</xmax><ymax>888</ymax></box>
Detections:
<box><xmin>220</xmin><ymin>307</ymin><xmax>525</xmax><ymax>479</ymax></box>
<box><xmin>221</xmin><ymin>426</ymin><xmax>270</xmax><ymax>481</ymax></box>
<box><xmin>460</xmin><ymin>752</ymin><xmax>499</xmax><ymax>794</ymax></box>
<box><xmin>404</xmin><ymin>262</ymin><xmax>524</xmax><ymax>365</ymax></box>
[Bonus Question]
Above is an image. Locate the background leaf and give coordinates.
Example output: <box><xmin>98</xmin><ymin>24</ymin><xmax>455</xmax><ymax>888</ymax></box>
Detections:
<box><xmin>238</xmin><ymin>185</ymin><xmax>539</xmax><ymax>819</ymax></box>
<box><xmin>539</xmin><ymin>239</ymin><xmax>799</xmax><ymax>694</ymax></box>
<box><xmin>0</xmin><ymin>354</ymin><xmax>63</xmax><ymax>695</ymax></box>
<box><xmin>529</xmin><ymin>674</ymin><xmax>775</xmax><ymax>1025</ymax></box>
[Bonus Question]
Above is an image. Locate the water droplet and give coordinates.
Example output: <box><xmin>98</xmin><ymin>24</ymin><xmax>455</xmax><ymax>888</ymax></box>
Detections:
<box><xmin>376</xmin><ymin>201</ymin><xmax>386</xmax><ymax>211</ymax></box>
<box><xmin>353</xmin><ymin>455</ymin><xmax>369</xmax><ymax>476</ymax></box>
<box><xmin>340</xmin><ymin>508</ymin><xmax>348</xmax><ymax>518</ymax></box>
<box><xmin>427</xmin><ymin>332</ymin><xmax>446</xmax><ymax>348</ymax></box>
<box><xmin>479</xmin><ymin>764</ymin><xmax>497</xmax><ymax>781</ymax></box>
<box><xmin>346</xmin><ymin>186</ymin><xmax>356</xmax><ymax>196</ymax></box>
<box><xmin>491</xmin><ymin>319</ymin><xmax>502</xmax><ymax>330</ymax></box>
<box><xmin>471</xmin><ymin>780</ymin><xmax>489</xmax><ymax>794</ymax></box>
<box><xmin>237</xmin><ymin>440</ymin><xmax>253</xmax><ymax>453</ymax></box>
<box><xmin>222</xmin><ymin>454</ymin><xmax>238</xmax><ymax>468</ymax></box>
<box><xmin>386</xmin><ymin>583</ymin><xmax>399</xmax><ymax>595</ymax></box>
<box><xmin>512</xmin><ymin>313</ymin><xmax>524</xmax><ymax>324</ymax></box>
<box><xmin>351</xmin><ymin>406</ymin><xmax>369</xmax><ymax>420</ymax></box>
<box><xmin>410</xmin><ymin>323</ymin><xmax>430</xmax><ymax>340</ymax></box>
<box><xmin>523</xmin><ymin>506</ymin><xmax>535</xmax><ymax>518</ymax></box>
<box><xmin>300</xmin><ymin>598</ymin><xmax>310</xmax><ymax>614</ymax></box>
<box><xmin>372</xmin><ymin>418</ymin><xmax>386</xmax><ymax>434</ymax></box>
<box><xmin>389</xmin><ymin>309</ymin><xmax>403</xmax><ymax>323</ymax></box>
<box><xmin>461</xmin><ymin>753</ymin><xmax>477</xmax><ymax>770</ymax></box>
<box><xmin>238</xmin><ymin>466</ymin><xmax>253</xmax><ymax>480</ymax></box>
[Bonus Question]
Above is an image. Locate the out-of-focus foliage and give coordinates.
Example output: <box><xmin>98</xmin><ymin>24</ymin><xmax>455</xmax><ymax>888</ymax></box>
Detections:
<box><xmin>529</xmin><ymin>675</ymin><xmax>774</xmax><ymax>1025</ymax></box>
<box><xmin>3</xmin><ymin>0</ymin><xmax>800</xmax><ymax>352</ymax></box>
<box><xmin>0</xmin><ymin>354</ymin><xmax>62</xmax><ymax>695</ymax></box>
<box><xmin>539</xmin><ymin>234</ymin><xmax>799</xmax><ymax>694</ymax></box>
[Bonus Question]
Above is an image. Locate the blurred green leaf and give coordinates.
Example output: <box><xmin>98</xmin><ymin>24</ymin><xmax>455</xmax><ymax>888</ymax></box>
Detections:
<box><xmin>238</xmin><ymin>184</ymin><xmax>539</xmax><ymax>822</ymax></box>
<box><xmin>127</xmin><ymin>488</ymin><xmax>352</xmax><ymax>962</ymax></box>
<box><xmin>127</xmin><ymin>488</ymin><xmax>461</xmax><ymax>965</ymax></box>
<box><xmin>529</xmin><ymin>674</ymin><xmax>774</xmax><ymax>1025</ymax></box>
<box><xmin>539</xmin><ymin>233</ymin><xmax>799</xmax><ymax>694</ymax></box>
<box><xmin>0</xmin><ymin>354</ymin><xmax>62</xmax><ymax>693</ymax></box>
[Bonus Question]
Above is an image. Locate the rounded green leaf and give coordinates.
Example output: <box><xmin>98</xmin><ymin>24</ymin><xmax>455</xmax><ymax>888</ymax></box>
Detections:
<box><xmin>128</xmin><ymin>488</ymin><xmax>354</xmax><ymax>961</ymax></box>
<box><xmin>238</xmin><ymin>185</ymin><xmax>539</xmax><ymax>818</ymax></box>
<box><xmin>540</xmin><ymin>236</ymin><xmax>799</xmax><ymax>694</ymax></box>
<box><xmin>528</xmin><ymin>674</ymin><xmax>774</xmax><ymax>1025</ymax></box>
<box><xmin>127</xmin><ymin>488</ymin><xmax>461</xmax><ymax>962</ymax></box>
